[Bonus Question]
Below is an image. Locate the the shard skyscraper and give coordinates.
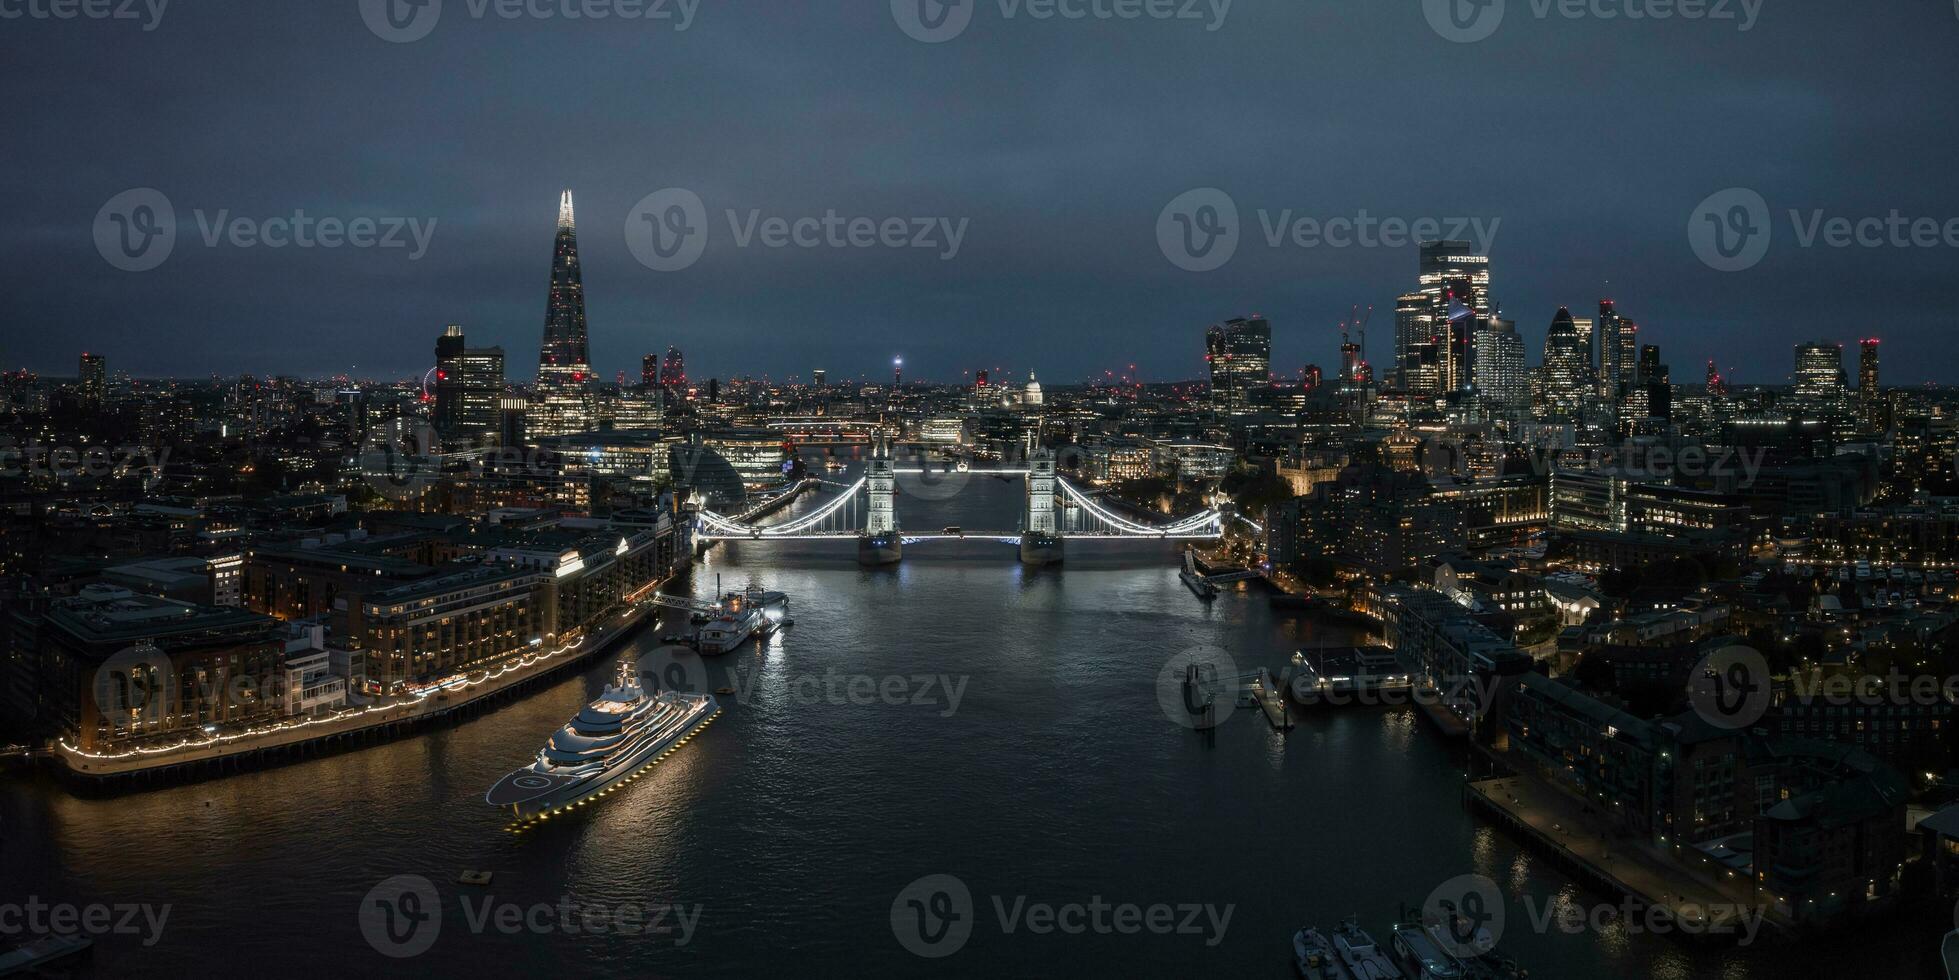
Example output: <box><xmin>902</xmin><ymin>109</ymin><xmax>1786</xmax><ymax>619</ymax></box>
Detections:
<box><xmin>531</xmin><ymin>190</ymin><xmax>596</xmax><ymax>437</ymax></box>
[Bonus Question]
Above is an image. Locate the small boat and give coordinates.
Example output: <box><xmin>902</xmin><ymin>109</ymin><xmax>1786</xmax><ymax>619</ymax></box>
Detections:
<box><xmin>457</xmin><ymin>870</ymin><xmax>494</xmax><ymax>886</ymax></box>
<box><xmin>1294</xmin><ymin>927</ymin><xmax>1341</xmax><ymax>978</ymax></box>
<box><xmin>1391</xmin><ymin>923</ymin><xmax>1464</xmax><ymax>979</ymax></box>
<box><xmin>1181</xmin><ymin>568</ymin><xmax>1219</xmax><ymax>600</ymax></box>
<box><xmin>0</xmin><ymin>934</ymin><xmax>93</xmax><ymax>975</ymax></box>
<box><xmin>1330</xmin><ymin>918</ymin><xmax>1405</xmax><ymax>978</ymax></box>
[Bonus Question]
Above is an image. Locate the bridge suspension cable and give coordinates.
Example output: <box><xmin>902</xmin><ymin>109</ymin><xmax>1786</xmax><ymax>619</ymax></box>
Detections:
<box><xmin>698</xmin><ymin>478</ymin><xmax>867</xmax><ymax>537</ymax></box>
<box><xmin>1054</xmin><ymin>477</ymin><xmax>1221</xmax><ymax>536</ymax></box>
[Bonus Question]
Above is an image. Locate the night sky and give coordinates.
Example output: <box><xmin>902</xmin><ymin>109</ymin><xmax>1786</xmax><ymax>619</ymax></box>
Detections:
<box><xmin>6</xmin><ymin>1</ymin><xmax>1958</xmax><ymax>385</ymax></box>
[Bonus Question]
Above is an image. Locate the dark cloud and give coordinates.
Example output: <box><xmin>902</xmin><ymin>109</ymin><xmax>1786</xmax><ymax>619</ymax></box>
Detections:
<box><xmin>4</xmin><ymin>0</ymin><xmax>1957</xmax><ymax>384</ymax></box>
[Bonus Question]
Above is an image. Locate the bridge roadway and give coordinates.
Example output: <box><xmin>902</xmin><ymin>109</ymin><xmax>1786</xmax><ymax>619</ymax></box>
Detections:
<box><xmin>699</xmin><ymin>531</ymin><xmax>1222</xmax><ymax>541</ymax></box>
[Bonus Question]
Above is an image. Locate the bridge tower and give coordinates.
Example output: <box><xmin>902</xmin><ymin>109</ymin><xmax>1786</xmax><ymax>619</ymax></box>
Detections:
<box><xmin>858</xmin><ymin>431</ymin><xmax>903</xmax><ymax>565</ymax></box>
<box><xmin>1019</xmin><ymin>446</ymin><xmax>1064</xmax><ymax>565</ymax></box>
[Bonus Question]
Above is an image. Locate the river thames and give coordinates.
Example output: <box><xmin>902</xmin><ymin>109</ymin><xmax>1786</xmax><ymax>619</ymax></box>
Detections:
<box><xmin>0</xmin><ymin>465</ymin><xmax>1939</xmax><ymax>976</ymax></box>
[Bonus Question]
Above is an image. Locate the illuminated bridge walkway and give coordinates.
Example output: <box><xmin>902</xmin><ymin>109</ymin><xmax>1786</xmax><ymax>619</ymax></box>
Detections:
<box><xmin>695</xmin><ymin>471</ymin><xmax>1222</xmax><ymax>544</ymax></box>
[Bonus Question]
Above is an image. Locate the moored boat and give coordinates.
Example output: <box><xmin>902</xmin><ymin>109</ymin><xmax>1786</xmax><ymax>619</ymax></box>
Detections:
<box><xmin>485</xmin><ymin>660</ymin><xmax>718</xmax><ymax>822</ymax></box>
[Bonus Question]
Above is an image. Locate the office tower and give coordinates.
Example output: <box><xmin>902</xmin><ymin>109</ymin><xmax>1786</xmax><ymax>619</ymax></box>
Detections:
<box><xmin>532</xmin><ymin>190</ymin><xmax>596</xmax><ymax>436</ymax></box>
<box><xmin>77</xmin><ymin>353</ymin><xmax>106</xmax><ymax>406</ymax></box>
<box><xmin>642</xmin><ymin>354</ymin><xmax>660</xmax><ymax>387</ymax></box>
<box><xmin>660</xmin><ymin>346</ymin><xmax>686</xmax><ymax>390</ymax></box>
<box><xmin>1705</xmin><ymin>360</ymin><xmax>1726</xmax><ymax>398</ymax></box>
<box><xmin>1473</xmin><ymin>317</ymin><xmax>1526</xmax><ymax>417</ymax></box>
<box><xmin>1859</xmin><ymin>339</ymin><xmax>1883</xmax><ymax>431</ymax></box>
<box><xmin>1594</xmin><ymin>298</ymin><xmax>1639</xmax><ymax>404</ymax></box>
<box><xmin>1541</xmin><ymin>307</ymin><xmax>1591</xmax><ymax>420</ymax></box>
<box><xmin>1302</xmin><ymin>365</ymin><xmax>1322</xmax><ymax>390</ymax></box>
<box><xmin>1416</xmin><ymin>242</ymin><xmax>1490</xmax><ymax>394</ymax></box>
<box><xmin>1393</xmin><ymin>291</ymin><xmax>1428</xmax><ymax>387</ymax></box>
<box><xmin>498</xmin><ymin>396</ymin><xmax>528</xmax><ymax>448</ymax></box>
<box><xmin>1620</xmin><ymin>343</ymin><xmax>1670</xmax><ymax>433</ymax></box>
<box><xmin>1204</xmin><ymin>315</ymin><xmax>1272</xmax><ymax>413</ymax></box>
<box><xmin>1794</xmin><ymin>341</ymin><xmax>1846</xmax><ymax>400</ymax></box>
<box><xmin>1439</xmin><ymin>289</ymin><xmax>1478</xmax><ymax>393</ymax></box>
<box><xmin>434</xmin><ymin>324</ymin><xmax>506</xmax><ymax>446</ymax></box>
<box><xmin>1418</xmin><ymin>241</ymin><xmax>1491</xmax><ymax>324</ymax></box>
<box><xmin>1571</xmin><ymin>316</ymin><xmax>1594</xmax><ymax>375</ymax></box>
<box><xmin>1638</xmin><ymin>344</ymin><xmax>1665</xmax><ymax>384</ymax></box>
<box><xmin>813</xmin><ymin>369</ymin><xmax>827</xmax><ymax>388</ymax></box>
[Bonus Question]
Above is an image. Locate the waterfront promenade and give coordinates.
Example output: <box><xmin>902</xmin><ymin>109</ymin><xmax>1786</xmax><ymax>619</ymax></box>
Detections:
<box><xmin>52</xmin><ymin>595</ymin><xmax>664</xmax><ymax>781</ymax></box>
<box><xmin>1466</xmin><ymin>773</ymin><xmax>1790</xmax><ymax>937</ymax></box>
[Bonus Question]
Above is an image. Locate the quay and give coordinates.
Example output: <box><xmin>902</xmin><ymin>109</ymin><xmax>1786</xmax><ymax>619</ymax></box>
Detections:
<box><xmin>1248</xmin><ymin>669</ymin><xmax>1293</xmax><ymax>730</ymax></box>
<box><xmin>47</xmin><ymin>587</ymin><xmax>677</xmax><ymax>787</ymax></box>
<box><xmin>1463</xmin><ymin>773</ymin><xmax>1789</xmax><ymax>940</ymax></box>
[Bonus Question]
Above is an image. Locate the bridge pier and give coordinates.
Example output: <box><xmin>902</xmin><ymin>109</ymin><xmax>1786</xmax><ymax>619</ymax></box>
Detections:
<box><xmin>1020</xmin><ymin>447</ymin><xmax>1064</xmax><ymax>566</ymax></box>
<box><xmin>859</xmin><ymin>433</ymin><xmax>903</xmax><ymax>566</ymax></box>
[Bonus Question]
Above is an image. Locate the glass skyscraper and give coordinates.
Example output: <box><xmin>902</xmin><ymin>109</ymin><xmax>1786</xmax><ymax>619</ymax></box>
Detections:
<box><xmin>531</xmin><ymin>190</ymin><xmax>596</xmax><ymax>437</ymax></box>
<box><xmin>1205</xmin><ymin>315</ymin><xmax>1271</xmax><ymax>413</ymax></box>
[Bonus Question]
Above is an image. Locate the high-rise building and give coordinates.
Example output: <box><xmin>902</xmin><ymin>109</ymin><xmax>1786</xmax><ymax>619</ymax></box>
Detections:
<box><xmin>1594</xmin><ymin>298</ymin><xmax>1640</xmax><ymax>404</ymax></box>
<box><xmin>641</xmin><ymin>354</ymin><xmax>660</xmax><ymax>387</ymax></box>
<box><xmin>1473</xmin><ymin>317</ymin><xmax>1526</xmax><ymax>417</ymax></box>
<box><xmin>1540</xmin><ymin>307</ymin><xmax>1591</xmax><ymax>420</ymax></box>
<box><xmin>1858</xmin><ymin>339</ymin><xmax>1883</xmax><ymax>432</ymax></box>
<box><xmin>531</xmin><ymin>190</ymin><xmax>596</xmax><ymax>437</ymax></box>
<box><xmin>1794</xmin><ymin>342</ymin><xmax>1846</xmax><ymax>401</ymax></box>
<box><xmin>1620</xmin><ymin>343</ymin><xmax>1670</xmax><ymax>433</ymax></box>
<box><xmin>435</xmin><ymin>324</ymin><xmax>506</xmax><ymax>446</ymax></box>
<box><xmin>813</xmin><ymin>369</ymin><xmax>827</xmax><ymax>388</ymax></box>
<box><xmin>1705</xmin><ymin>360</ymin><xmax>1726</xmax><ymax>398</ymax></box>
<box><xmin>1393</xmin><ymin>292</ymin><xmax>1428</xmax><ymax>387</ymax></box>
<box><xmin>1416</xmin><ymin>242</ymin><xmax>1490</xmax><ymax>395</ymax></box>
<box><xmin>1205</xmin><ymin>315</ymin><xmax>1271</xmax><ymax>413</ymax></box>
<box><xmin>660</xmin><ymin>346</ymin><xmax>686</xmax><ymax>391</ymax></box>
<box><xmin>77</xmin><ymin>353</ymin><xmax>105</xmax><ymax>406</ymax></box>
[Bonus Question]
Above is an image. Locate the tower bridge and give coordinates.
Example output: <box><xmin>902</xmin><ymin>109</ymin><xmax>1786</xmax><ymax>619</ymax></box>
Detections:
<box><xmin>695</xmin><ymin>437</ymin><xmax>1223</xmax><ymax>566</ymax></box>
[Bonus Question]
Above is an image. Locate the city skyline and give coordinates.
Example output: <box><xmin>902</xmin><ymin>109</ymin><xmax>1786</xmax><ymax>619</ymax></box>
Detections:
<box><xmin>9</xmin><ymin>4</ymin><xmax>1959</xmax><ymax>384</ymax></box>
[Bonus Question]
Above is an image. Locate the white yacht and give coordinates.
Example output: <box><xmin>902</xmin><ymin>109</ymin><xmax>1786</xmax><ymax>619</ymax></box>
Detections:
<box><xmin>485</xmin><ymin>661</ymin><xmax>718</xmax><ymax>821</ymax></box>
